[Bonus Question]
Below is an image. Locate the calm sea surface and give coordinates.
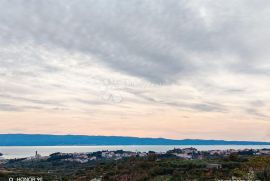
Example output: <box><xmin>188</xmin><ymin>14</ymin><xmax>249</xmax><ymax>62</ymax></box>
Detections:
<box><xmin>1</xmin><ymin>145</ymin><xmax>270</xmax><ymax>159</ymax></box>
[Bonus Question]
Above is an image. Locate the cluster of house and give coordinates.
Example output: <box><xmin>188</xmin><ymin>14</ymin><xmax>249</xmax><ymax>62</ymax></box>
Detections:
<box><xmin>167</xmin><ymin>147</ymin><xmax>270</xmax><ymax>159</ymax></box>
<box><xmin>0</xmin><ymin>156</ymin><xmax>5</xmax><ymax>165</ymax></box>
<box><xmin>2</xmin><ymin>148</ymin><xmax>270</xmax><ymax>164</ymax></box>
<box><xmin>26</xmin><ymin>151</ymin><xmax>45</xmax><ymax>160</ymax></box>
<box><xmin>47</xmin><ymin>148</ymin><xmax>200</xmax><ymax>163</ymax></box>
<box><xmin>57</xmin><ymin>150</ymin><xmax>148</xmax><ymax>163</ymax></box>
<box><xmin>45</xmin><ymin>148</ymin><xmax>270</xmax><ymax>163</ymax></box>
<box><xmin>207</xmin><ymin>148</ymin><xmax>270</xmax><ymax>157</ymax></box>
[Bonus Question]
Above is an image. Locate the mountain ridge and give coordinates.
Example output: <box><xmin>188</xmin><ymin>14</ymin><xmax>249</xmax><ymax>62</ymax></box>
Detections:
<box><xmin>0</xmin><ymin>134</ymin><xmax>270</xmax><ymax>146</ymax></box>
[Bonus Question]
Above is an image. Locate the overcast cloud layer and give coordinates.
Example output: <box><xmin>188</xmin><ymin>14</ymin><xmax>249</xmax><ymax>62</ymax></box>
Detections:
<box><xmin>0</xmin><ymin>0</ymin><xmax>270</xmax><ymax>141</ymax></box>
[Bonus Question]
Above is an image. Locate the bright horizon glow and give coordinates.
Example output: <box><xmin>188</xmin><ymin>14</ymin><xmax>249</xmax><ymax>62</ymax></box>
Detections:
<box><xmin>0</xmin><ymin>0</ymin><xmax>270</xmax><ymax>142</ymax></box>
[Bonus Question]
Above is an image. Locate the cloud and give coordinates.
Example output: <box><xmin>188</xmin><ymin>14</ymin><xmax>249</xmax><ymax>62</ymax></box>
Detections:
<box><xmin>245</xmin><ymin>108</ymin><xmax>269</xmax><ymax>119</ymax></box>
<box><xmin>0</xmin><ymin>0</ymin><xmax>270</xmax><ymax>140</ymax></box>
<box><xmin>0</xmin><ymin>94</ymin><xmax>63</xmax><ymax>106</ymax></box>
<box><xmin>0</xmin><ymin>103</ymin><xmax>41</xmax><ymax>112</ymax></box>
<box><xmin>0</xmin><ymin>104</ymin><xmax>21</xmax><ymax>112</ymax></box>
<box><xmin>1</xmin><ymin>0</ymin><xmax>269</xmax><ymax>83</ymax></box>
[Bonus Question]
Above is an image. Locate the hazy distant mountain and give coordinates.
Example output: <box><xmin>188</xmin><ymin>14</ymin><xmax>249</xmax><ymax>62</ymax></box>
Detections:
<box><xmin>0</xmin><ymin>134</ymin><xmax>270</xmax><ymax>146</ymax></box>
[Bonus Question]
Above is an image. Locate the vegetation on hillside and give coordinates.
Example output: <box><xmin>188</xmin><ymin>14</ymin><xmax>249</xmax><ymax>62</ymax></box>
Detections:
<box><xmin>1</xmin><ymin>154</ymin><xmax>270</xmax><ymax>181</ymax></box>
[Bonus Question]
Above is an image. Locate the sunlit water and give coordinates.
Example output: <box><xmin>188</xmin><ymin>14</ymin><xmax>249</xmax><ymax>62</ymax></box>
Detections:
<box><xmin>1</xmin><ymin>145</ymin><xmax>270</xmax><ymax>159</ymax></box>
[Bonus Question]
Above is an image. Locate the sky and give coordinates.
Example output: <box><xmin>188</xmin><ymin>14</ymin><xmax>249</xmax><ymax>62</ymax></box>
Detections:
<box><xmin>0</xmin><ymin>0</ymin><xmax>270</xmax><ymax>141</ymax></box>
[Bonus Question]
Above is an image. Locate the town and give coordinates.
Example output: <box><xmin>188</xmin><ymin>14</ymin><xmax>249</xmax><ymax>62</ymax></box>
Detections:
<box><xmin>1</xmin><ymin>147</ymin><xmax>270</xmax><ymax>164</ymax></box>
<box><xmin>1</xmin><ymin>148</ymin><xmax>270</xmax><ymax>180</ymax></box>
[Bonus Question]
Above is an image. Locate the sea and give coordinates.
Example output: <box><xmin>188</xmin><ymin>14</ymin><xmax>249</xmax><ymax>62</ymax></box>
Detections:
<box><xmin>1</xmin><ymin>145</ymin><xmax>270</xmax><ymax>159</ymax></box>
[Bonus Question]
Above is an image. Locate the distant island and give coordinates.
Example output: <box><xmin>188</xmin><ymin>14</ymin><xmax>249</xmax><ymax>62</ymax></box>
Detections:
<box><xmin>0</xmin><ymin>134</ymin><xmax>270</xmax><ymax>146</ymax></box>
